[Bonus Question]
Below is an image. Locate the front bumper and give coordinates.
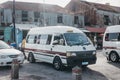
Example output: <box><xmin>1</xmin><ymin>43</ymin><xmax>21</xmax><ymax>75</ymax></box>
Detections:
<box><xmin>0</xmin><ymin>57</ymin><xmax>24</xmax><ymax>66</ymax></box>
<box><xmin>66</xmin><ymin>51</ymin><xmax>97</xmax><ymax>67</ymax></box>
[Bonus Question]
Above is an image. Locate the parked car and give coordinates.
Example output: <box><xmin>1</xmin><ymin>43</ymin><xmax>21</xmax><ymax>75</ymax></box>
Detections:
<box><xmin>0</xmin><ymin>40</ymin><xmax>24</xmax><ymax>66</ymax></box>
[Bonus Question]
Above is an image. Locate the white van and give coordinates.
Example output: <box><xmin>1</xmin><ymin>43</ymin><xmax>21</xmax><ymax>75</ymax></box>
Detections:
<box><xmin>25</xmin><ymin>26</ymin><xmax>96</xmax><ymax>70</ymax></box>
<box><xmin>103</xmin><ymin>25</ymin><xmax>120</xmax><ymax>62</ymax></box>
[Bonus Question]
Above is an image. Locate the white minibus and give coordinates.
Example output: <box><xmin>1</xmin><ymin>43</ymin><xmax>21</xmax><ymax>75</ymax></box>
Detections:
<box><xmin>103</xmin><ymin>25</ymin><xmax>120</xmax><ymax>62</ymax></box>
<box><xmin>25</xmin><ymin>26</ymin><xmax>97</xmax><ymax>70</ymax></box>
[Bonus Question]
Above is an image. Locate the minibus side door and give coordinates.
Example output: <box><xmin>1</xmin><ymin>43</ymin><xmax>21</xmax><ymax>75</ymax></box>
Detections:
<box><xmin>51</xmin><ymin>34</ymin><xmax>66</xmax><ymax>56</ymax></box>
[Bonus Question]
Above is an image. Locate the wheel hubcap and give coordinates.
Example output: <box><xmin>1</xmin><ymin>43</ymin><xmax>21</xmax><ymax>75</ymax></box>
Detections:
<box><xmin>54</xmin><ymin>62</ymin><xmax>60</xmax><ymax>69</ymax></box>
<box><xmin>29</xmin><ymin>55</ymin><xmax>32</xmax><ymax>62</ymax></box>
<box><xmin>111</xmin><ymin>53</ymin><xmax>116</xmax><ymax>61</ymax></box>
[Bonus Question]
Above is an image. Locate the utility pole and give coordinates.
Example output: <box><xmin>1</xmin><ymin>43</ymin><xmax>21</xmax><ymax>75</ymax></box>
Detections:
<box><xmin>13</xmin><ymin>0</ymin><xmax>16</xmax><ymax>42</ymax></box>
<box><xmin>43</xmin><ymin>0</ymin><xmax>46</xmax><ymax>27</ymax></box>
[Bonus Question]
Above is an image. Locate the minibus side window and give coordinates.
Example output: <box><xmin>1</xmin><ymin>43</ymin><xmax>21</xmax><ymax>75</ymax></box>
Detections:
<box><xmin>27</xmin><ymin>35</ymin><xmax>36</xmax><ymax>44</ymax></box>
<box><xmin>26</xmin><ymin>35</ymin><xmax>29</xmax><ymax>43</ymax></box>
<box><xmin>105</xmin><ymin>33</ymin><xmax>109</xmax><ymax>41</ymax></box>
<box><xmin>46</xmin><ymin>35</ymin><xmax>52</xmax><ymax>45</ymax></box>
<box><xmin>53</xmin><ymin>34</ymin><xmax>65</xmax><ymax>45</ymax></box>
<box><xmin>118</xmin><ymin>33</ymin><xmax>120</xmax><ymax>41</ymax></box>
<box><xmin>37</xmin><ymin>35</ymin><xmax>41</xmax><ymax>44</ymax></box>
<box><xmin>109</xmin><ymin>33</ymin><xmax>118</xmax><ymax>41</ymax></box>
<box><xmin>34</xmin><ymin>36</ymin><xmax>37</xmax><ymax>43</ymax></box>
<box><xmin>106</xmin><ymin>33</ymin><xmax>119</xmax><ymax>41</ymax></box>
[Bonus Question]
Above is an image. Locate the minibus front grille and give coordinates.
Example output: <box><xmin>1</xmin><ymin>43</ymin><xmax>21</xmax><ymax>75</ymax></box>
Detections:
<box><xmin>8</xmin><ymin>55</ymin><xmax>18</xmax><ymax>58</ymax></box>
<box><xmin>75</xmin><ymin>51</ymin><xmax>94</xmax><ymax>58</ymax></box>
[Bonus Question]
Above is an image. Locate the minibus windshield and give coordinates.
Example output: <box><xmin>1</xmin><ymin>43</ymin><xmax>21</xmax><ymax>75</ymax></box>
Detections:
<box><xmin>64</xmin><ymin>33</ymin><xmax>90</xmax><ymax>46</ymax></box>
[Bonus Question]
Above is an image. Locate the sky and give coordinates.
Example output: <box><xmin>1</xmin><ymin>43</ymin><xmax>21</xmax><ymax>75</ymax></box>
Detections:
<box><xmin>0</xmin><ymin>0</ymin><xmax>120</xmax><ymax>7</ymax></box>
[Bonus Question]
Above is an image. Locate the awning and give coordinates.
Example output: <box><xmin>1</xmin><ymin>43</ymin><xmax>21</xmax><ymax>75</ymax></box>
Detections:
<box><xmin>86</xmin><ymin>27</ymin><xmax>106</xmax><ymax>33</ymax></box>
<box><xmin>10</xmin><ymin>24</ymin><xmax>38</xmax><ymax>30</ymax></box>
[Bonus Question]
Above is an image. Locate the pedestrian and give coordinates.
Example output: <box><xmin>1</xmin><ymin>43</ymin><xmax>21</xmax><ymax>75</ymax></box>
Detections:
<box><xmin>94</xmin><ymin>36</ymin><xmax>97</xmax><ymax>49</ymax></box>
<box><xmin>21</xmin><ymin>37</ymin><xmax>26</xmax><ymax>59</ymax></box>
<box><xmin>7</xmin><ymin>40</ymin><xmax>11</xmax><ymax>45</ymax></box>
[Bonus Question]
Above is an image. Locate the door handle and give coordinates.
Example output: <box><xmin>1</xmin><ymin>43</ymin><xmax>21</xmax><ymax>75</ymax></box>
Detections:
<box><xmin>51</xmin><ymin>48</ymin><xmax>52</xmax><ymax>51</ymax></box>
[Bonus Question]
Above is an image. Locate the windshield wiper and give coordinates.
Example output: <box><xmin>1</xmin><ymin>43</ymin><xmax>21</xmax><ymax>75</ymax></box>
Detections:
<box><xmin>73</xmin><ymin>42</ymin><xmax>83</xmax><ymax>46</ymax></box>
<box><xmin>83</xmin><ymin>42</ymin><xmax>91</xmax><ymax>45</ymax></box>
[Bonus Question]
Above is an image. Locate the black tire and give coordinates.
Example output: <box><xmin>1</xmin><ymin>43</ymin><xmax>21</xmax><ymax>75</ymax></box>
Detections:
<box><xmin>109</xmin><ymin>52</ymin><xmax>119</xmax><ymax>62</ymax></box>
<box><xmin>82</xmin><ymin>65</ymin><xmax>88</xmax><ymax>68</ymax></box>
<box><xmin>28</xmin><ymin>53</ymin><xmax>35</xmax><ymax>63</ymax></box>
<box><xmin>53</xmin><ymin>57</ymin><xmax>63</xmax><ymax>70</ymax></box>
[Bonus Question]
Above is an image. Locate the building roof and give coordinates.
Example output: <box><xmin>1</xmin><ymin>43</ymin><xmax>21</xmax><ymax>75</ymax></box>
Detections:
<box><xmin>66</xmin><ymin>0</ymin><xmax>120</xmax><ymax>13</ymax></box>
<box><xmin>84</xmin><ymin>1</ymin><xmax>119</xmax><ymax>13</ymax></box>
<box><xmin>1</xmin><ymin>1</ymin><xmax>71</xmax><ymax>14</ymax></box>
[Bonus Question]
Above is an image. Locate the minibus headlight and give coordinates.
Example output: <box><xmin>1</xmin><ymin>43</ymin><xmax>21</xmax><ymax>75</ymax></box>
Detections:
<box><xmin>67</xmin><ymin>52</ymin><xmax>76</xmax><ymax>57</ymax></box>
<box><xmin>92</xmin><ymin>51</ymin><xmax>96</xmax><ymax>55</ymax></box>
<box><xmin>71</xmin><ymin>53</ymin><xmax>76</xmax><ymax>56</ymax></box>
<box><xmin>0</xmin><ymin>55</ymin><xmax>8</xmax><ymax>59</ymax></box>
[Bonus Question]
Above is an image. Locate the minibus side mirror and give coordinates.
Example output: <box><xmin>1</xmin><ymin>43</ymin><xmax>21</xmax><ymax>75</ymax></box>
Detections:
<box><xmin>53</xmin><ymin>40</ymin><xmax>59</xmax><ymax>45</ymax></box>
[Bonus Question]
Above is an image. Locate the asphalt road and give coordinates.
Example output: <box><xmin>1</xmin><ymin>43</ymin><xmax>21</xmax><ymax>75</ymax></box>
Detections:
<box><xmin>0</xmin><ymin>50</ymin><xmax>120</xmax><ymax>80</ymax></box>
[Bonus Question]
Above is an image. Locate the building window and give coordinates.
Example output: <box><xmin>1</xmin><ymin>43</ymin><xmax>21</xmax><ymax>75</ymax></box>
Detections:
<box><xmin>1</xmin><ymin>10</ymin><xmax>4</xmax><ymax>22</ymax></box>
<box><xmin>74</xmin><ymin>16</ymin><xmax>79</xmax><ymax>24</ymax></box>
<box><xmin>57</xmin><ymin>14</ymin><xmax>63</xmax><ymax>23</ymax></box>
<box><xmin>104</xmin><ymin>15</ymin><xmax>111</xmax><ymax>25</ymax></box>
<box><xmin>119</xmin><ymin>17</ymin><xmax>120</xmax><ymax>24</ymax></box>
<box><xmin>22</xmin><ymin>11</ymin><xmax>28</xmax><ymax>21</ymax></box>
<box><xmin>34</xmin><ymin>12</ymin><xmax>40</xmax><ymax>22</ymax></box>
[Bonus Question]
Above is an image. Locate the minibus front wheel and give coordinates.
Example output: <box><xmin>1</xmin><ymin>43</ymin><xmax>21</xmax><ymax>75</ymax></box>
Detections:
<box><xmin>28</xmin><ymin>53</ymin><xmax>36</xmax><ymax>63</ymax></box>
<box><xmin>109</xmin><ymin>52</ymin><xmax>119</xmax><ymax>62</ymax></box>
<box><xmin>53</xmin><ymin>57</ymin><xmax>63</xmax><ymax>70</ymax></box>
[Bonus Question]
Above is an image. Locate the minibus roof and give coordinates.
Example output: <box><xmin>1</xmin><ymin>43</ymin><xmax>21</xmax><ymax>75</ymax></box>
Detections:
<box><xmin>28</xmin><ymin>26</ymin><xmax>84</xmax><ymax>34</ymax></box>
<box><xmin>105</xmin><ymin>25</ymin><xmax>120</xmax><ymax>33</ymax></box>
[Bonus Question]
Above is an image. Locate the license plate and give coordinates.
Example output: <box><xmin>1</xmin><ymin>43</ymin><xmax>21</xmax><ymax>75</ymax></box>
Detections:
<box><xmin>82</xmin><ymin>62</ymin><xmax>88</xmax><ymax>65</ymax></box>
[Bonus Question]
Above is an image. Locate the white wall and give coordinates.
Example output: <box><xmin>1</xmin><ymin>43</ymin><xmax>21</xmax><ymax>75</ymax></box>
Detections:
<box><xmin>1</xmin><ymin>8</ymin><xmax>84</xmax><ymax>27</ymax></box>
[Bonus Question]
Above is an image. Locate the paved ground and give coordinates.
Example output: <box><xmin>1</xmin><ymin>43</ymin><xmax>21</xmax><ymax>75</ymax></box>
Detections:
<box><xmin>0</xmin><ymin>50</ymin><xmax>120</xmax><ymax>80</ymax></box>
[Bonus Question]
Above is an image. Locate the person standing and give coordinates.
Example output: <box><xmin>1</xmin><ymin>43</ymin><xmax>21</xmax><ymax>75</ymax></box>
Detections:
<box><xmin>21</xmin><ymin>37</ymin><xmax>26</xmax><ymax>59</ymax></box>
<box><xmin>94</xmin><ymin>36</ymin><xmax>97</xmax><ymax>49</ymax></box>
<box><xmin>7</xmin><ymin>40</ymin><xmax>11</xmax><ymax>45</ymax></box>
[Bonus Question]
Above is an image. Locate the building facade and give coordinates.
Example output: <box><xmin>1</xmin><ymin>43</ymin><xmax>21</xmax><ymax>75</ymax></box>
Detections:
<box><xmin>65</xmin><ymin>0</ymin><xmax>120</xmax><ymax>28</ymax></box>
<box><xmin>0</xmin><ymin>1</ymin><xmax>84</xmax><ymax>27</ymax></box>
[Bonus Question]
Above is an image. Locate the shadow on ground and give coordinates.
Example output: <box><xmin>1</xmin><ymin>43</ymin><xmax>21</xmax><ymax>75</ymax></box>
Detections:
<box><xmin>0</xmin><ymin>62</ymin><xmax>109</xmax><ymax>80</ymax></box>
<box><xmin>82</xmin><ymin>67</ymin><xmax>109</xmax><ymax>80</ymax></box>
<box><xmin>22</xmin><ymin>62</ymin><xmax>109</xmax><ymax>80</ymax></box>
<box><xmin>108</xmin><ymin>61</ymin><xmax>120</xmax><ymax>69</ymax></box>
